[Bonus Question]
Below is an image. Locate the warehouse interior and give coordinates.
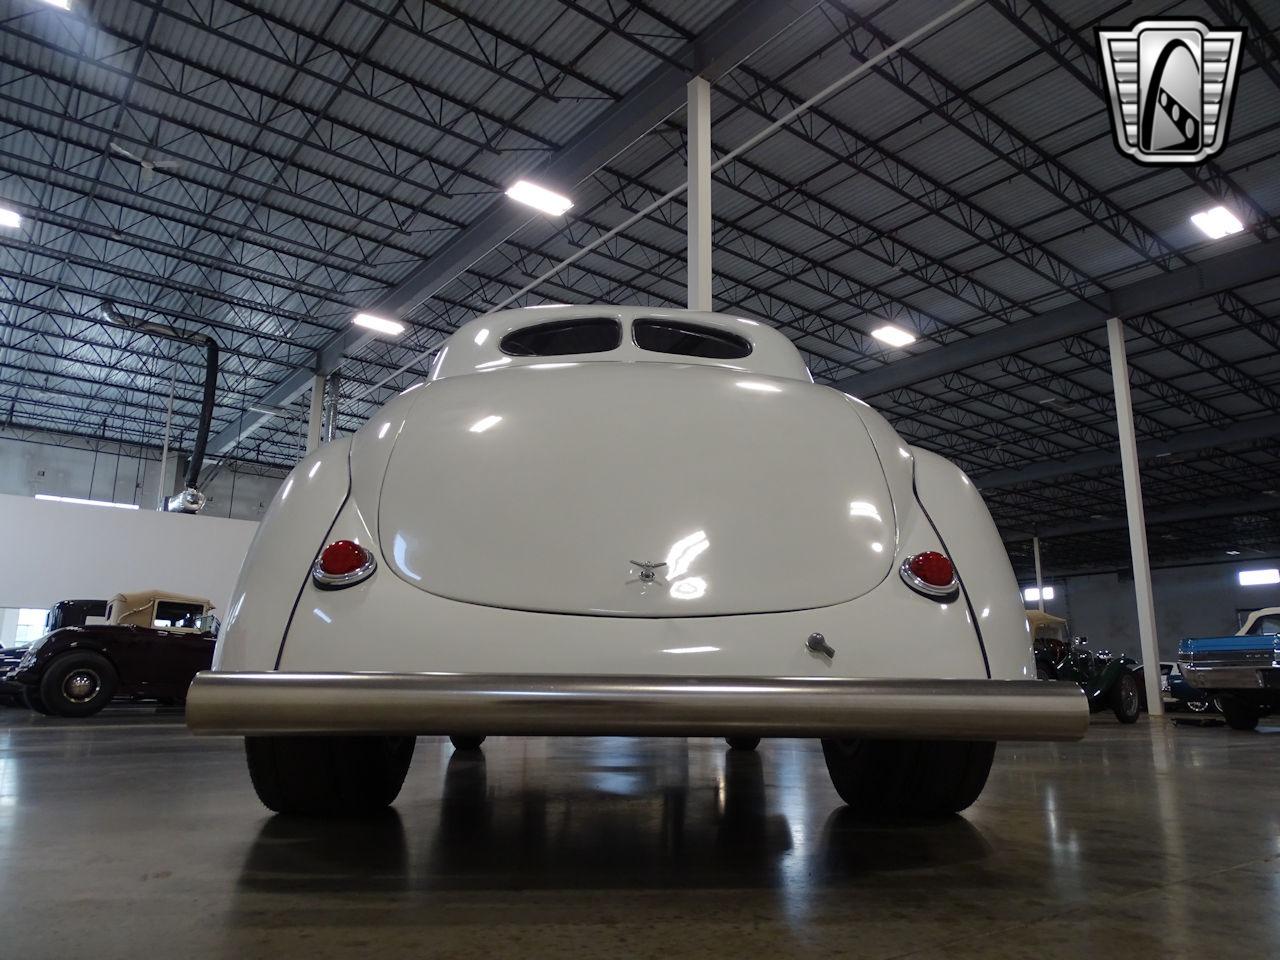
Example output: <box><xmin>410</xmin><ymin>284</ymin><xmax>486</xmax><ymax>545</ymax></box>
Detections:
<box><xmin>1</xmin><ymin>0</ymin><xmax>1278</xmax><ymax>956</ymax></box>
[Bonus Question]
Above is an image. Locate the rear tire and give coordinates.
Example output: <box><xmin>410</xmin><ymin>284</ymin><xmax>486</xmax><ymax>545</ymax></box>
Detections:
<box><xmin>1220</xmin><ymin>697</ymin><xmax>1260</xmax><ymax>732</ymax></box>
<box><xmin>725</xmin><ymin>736</ymin><xmax>760</xmax><ymax>751</ymax></box>
<box><xmin>449</xmin><ymin>735</ymin><xmax>486</xmax><ymax>752</ymax></box>
<box><xmin>821</xmin><ymin>738</ymin><xmax>996</xmax><ymax>817</ymax></box>
<box><xmin>39</xmin><ymin>652</ymin><xmax>117</xmax><ymax>717</ymax></box>
<box><xmin>1110</xmin><ymin>671</ymin><xmax>1141</xmax><ymax>724</ymax></box>
<box><xmin>244</xmin><ymin>735</ymin><xmax>416</xmax><ymax>816</ymax></box>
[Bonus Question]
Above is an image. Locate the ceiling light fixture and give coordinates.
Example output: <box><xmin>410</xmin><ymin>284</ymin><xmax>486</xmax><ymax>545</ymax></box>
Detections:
<box><xmin>352</xmin><ymin>313</ymin><xmax>404</xmax><ymax>337</ymax></box>
<box><xmin>871</xmin><ymin>324</ymin><xmax>916</xmax><ymax>348</ymax></box>
<box><xmin>1190</xmin><ymin>205</ymin><xmax>1244</xmax><ymax>240</ymax></box>
<box><xmin>505</xmin><ymin>180</ymin><xmax>573</xmax><ymax>216</ymax></box>
<box><xmin>40</xmin><ymin>0</ymin><xmax>71</xmax><ymax>8</ymax></box>
<box><xmin>1238</xmin><ymin>568</ymin><xmax>1280</xmax><ymax>587</ymax></box>
<box><xmin>0</xmin><ymin>206</ymin><xmax>22</xmax><ymax>229</ymax></box>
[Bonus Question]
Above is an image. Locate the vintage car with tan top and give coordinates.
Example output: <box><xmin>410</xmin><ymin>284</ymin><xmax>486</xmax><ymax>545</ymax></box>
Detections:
<box><xmin>3</xmin><ymin>590</ymin><xmax>219</xmax><ymax>717</ymax></box>
<box><xmin>187</xmin><ymin>305</ymin><xmax>1089</xmax><ymax>818</ymax></box>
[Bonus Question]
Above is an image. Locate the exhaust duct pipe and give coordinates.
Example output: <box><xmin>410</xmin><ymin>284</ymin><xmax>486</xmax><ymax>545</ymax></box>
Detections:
<box><xmin>99</xmin><ymin>303</ymin><xmax>219</xmax><ymax>513</ymax></box>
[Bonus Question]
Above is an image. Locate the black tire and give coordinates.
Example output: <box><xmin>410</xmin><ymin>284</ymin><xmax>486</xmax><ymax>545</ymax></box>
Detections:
<box><xmin>244</xmin><ymin>735</ymin><xmax>416</xmax><ymax>816</ymax></box>
<box><xmin>449</xmin><ymin>735</ymin><xmax>486</xmax><ymax>752</ymax></box>
<box><xmin>821</xmin><ymin>738</ymin><xmax>996</xmax><ymax>817</ymax></box>
<box><xmin>1110</xmin><ymin>671</ymin><xmax>1141</xmax><ymax>724</ymax></box>
<box><xmin>38</xmin><ymin>652</ymin><xmax>117</xmax><ymax>717</ymax></box>
<box><xmin>1220</xmin><ymin>697</ymin><xmax>1260</xmax><ymax>732</ymax></box>
<box><xmin>22</xmin><ymin>687</ymin><xmax>52</xmax><ymax>716</ymax></box>
<box><xmin>725</xmin><ymin>736</ymin><xmax>761</xmax><ymax>751</ymax></box>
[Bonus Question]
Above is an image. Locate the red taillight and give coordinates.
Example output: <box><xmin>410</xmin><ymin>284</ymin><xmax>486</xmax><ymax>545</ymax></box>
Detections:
<box><xmin>313</xmin><ymin>540</ymin><xmax>376</xmax><ymax>588</ymax></box>
<box><xmin>900</xmin><ymin>551</ymin><xmax>957</xmax><ymax>599</ymax></box>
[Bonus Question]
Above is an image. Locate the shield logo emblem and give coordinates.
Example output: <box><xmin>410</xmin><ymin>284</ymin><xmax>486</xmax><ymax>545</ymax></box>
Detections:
<box><xmin>1096</xmin><ymin>19</ymin><xmax>1244</xmax><ymax>165</ymax></box>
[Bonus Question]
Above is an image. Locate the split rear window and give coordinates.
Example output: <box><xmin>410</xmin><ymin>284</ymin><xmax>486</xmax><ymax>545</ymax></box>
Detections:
<box><xmin>633</xmin><ymin>319</ymin><xmax>752</xmax><ymax>359</ymax></box>
<box><xmin>500</xmin><ymin>318</ymin><xmax>621</xmax><ymax>356</ymax></box>
<box><xmin>497</xmin><ymin>315</ymin><xmax>753</xmax><ymax>361</ymax></box>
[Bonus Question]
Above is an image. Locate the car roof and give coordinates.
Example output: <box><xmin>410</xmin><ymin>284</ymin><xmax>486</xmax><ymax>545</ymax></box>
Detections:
<box><xmin>110</xmin><ymin>591</ymin><xmax>212</xmax><ymax>608</ymax></box>
<box><xmin>1026</xmin><ymin>610</ymin><xmax>1067</xmax><ymax>628</ymax></box>
<box><xmin>430</xmin><ymin>306</ymin><xmax>812</xmax><ymax>383</ymax></box>
<box><xmin>1238</xmin><ymin>607</ymin><xmax>1280</xmax><ymax>635</ymax></box>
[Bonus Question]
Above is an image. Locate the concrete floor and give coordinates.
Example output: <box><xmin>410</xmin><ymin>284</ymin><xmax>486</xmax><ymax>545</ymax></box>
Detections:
<box><xmin>1</xmin><ymin>709</ymin><xmax>1276</xmax><ymax>959</ymax></box>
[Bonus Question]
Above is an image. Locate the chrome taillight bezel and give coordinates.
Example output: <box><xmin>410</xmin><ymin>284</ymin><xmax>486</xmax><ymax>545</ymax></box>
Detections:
<box><xmin>312</xmin><ymin>542</ymin><xmax>377</xmax><ymax>590</ymax></box>
<box><xmin>899</xmin><ymin>553</ymin><xmax>959</xmax><ymax>601</ymax></box>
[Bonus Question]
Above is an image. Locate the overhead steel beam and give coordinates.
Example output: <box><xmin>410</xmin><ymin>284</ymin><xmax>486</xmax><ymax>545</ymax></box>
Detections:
<box><xmin>973</xmin><ymin>415</ymin><xmax>1280</xmax><ymax>490</ymax></box>
<box><xmin>208</xmin><ymin>0</ymin><xmax>820</xmax><ymax>457</ymax></box>
<box><xmin>834</xmin><ymin>238</ymin><xmax>1280</xmax><ymax>399</ymax></box>
<box><xmin>1004</xmin><ymin>495</ymin><xmax>1280</xmax><ymax>542</ymax></box>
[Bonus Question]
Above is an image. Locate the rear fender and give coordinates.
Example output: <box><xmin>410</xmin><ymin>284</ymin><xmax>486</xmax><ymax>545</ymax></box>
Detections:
<box><xmin>910</xmin><ymin>447</ymin><xmax>1034</xmax><ymax>681</ymax></box>
<box><xmin>213</xmin><ymin>437</ymin><xmax>353</xmax><ymax>671</ymax></box>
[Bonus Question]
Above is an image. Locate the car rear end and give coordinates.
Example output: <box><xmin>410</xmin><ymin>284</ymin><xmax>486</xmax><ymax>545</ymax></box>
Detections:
<box><xmin>189</xmin><ymin>359</ymin><xmax>1083</xmax><ymax>744</ymax></box>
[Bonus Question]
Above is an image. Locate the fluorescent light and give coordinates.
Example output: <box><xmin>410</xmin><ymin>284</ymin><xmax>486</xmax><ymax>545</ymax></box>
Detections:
<box><xmin>1023</xmin><ymin>586</ymin><xmax>1055</xmax><ymax>602</ymax></box>
<box><xmin>1225</xmin><ymin>550</ymin><xmax>1241</xmax><ymax>556</ymax></box>
<box><xmin>661</xmin><ymin>645</ymin><xmax>719</xmax><ymax>655</ymax></box>
<box><xmin>871</xmin><ymin>324</ymin><xmax>916</xmax><ymax>348</ymax></box>
<box><xmin>1190</xmin><ymin>205</ymin><xmax>1243</xmax><ymax>240</ymax></box>
<box><xmin>505</xmin><ymin>180</ymin><xmax>573</xmax><ymax>216</ymax></box>
<box><xmin>35</xmin><ymin>494</ymin><xmax>138</xmax><ymax>510</ymax></box>
<box><xmin>469</xmin><ymin>414</ymin><xmax>502</xmax><ymax>433</ymax></box>
<box><xmin>40</xmin><ymin>0</ymin><xmax>71</xmax><ymax>8</ymax></box>
<box><xmin>1238</xmin><ymin>568</ymin><xmax>1280</xmax><ymax>587</ymax></box>
<box><xmin>352</xmin><ymin>313</ymin><xmax>404</xmax><ymax>336</ymax></box>
<box><xmin>0</xmin><ymin>207</ymin><xmax>22</xmax><ymax>229</ymax></box>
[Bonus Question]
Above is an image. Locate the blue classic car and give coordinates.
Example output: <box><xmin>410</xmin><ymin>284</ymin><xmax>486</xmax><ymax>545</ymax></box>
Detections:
<box><xmin>1178</xmin><ymin>607</ymin><xmax>1280</xmax><ymax>730</ymax></box>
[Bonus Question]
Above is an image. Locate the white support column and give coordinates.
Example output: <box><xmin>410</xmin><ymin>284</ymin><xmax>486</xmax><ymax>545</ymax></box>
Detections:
<box><xmin>306</xmin><ymin>373</ymin><xmax>325</xmax><ymax>452</ymax></box>
<box><xmin>323</xmin><ymin>374</ymin><xmax>341</xmax><ymax>443</ymax></box>
<box><xmin>686</xmin><ymin>76</ymin><xmax>712</xmax><ymax>311</ymax></box>
<box><xmin>156</xmin><ymin>370</ymin><xmax>175</xmax><ymax>511</ymax></box>
<box><xmin>1107</xmin><ymin>317</ymin><xmax>1164</xmax><ymax>717</ymax></box>
<box><xmin>1032</xmin><ymin>535</ymin><xmax>1045</xmax><ymax>613</ymax></box>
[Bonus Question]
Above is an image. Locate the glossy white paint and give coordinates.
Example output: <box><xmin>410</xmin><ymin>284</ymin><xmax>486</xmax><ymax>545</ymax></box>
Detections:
<box><xmin>911</xmin><ymin>447</ymin><xmax>1035</xmax><ymax>680</ymax></box>
<box><xmin>379</xmin><ymin>363</ymin><xmax>894</xmax><ymax>616</ymax></box>
<box><xmin>272</xmin><ymin>486</ymin><xmax>987</xmax><ymax>678</ymax></box>
<box><xmin>213</xmin><ymin>438</ymin><xmax>352</xmax><ymax>672</ymax></box>
<box><xmin>212</xmin><ymin>307</ymin><xmax>1030</xmax><ymax>698</ymax></box>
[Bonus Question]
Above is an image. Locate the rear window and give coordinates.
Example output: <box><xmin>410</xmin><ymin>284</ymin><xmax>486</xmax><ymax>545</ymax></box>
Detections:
<box><xmin>500</xmin><ymin>318</ymin><xmax>621</xmax><ymax>357</ymax></box>
<box><xmin>1248</xmin><ymin>616</ymin><xmax>1280</xmax><ymax>636</ymax></box>
<box><xmin>154</xmin><ymin>601</ymin><xmax>204</xmax><ymax>629</ymax></box>
<box><xmin>633</xmin><ymin>319</ymin><xmax>752</xmax><ymax>359</ymax></box>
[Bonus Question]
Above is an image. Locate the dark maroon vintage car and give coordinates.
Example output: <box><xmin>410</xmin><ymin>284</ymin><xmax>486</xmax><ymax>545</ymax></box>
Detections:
<box><xmin>2</xmin><ymin>590</ymin><xmax>218</xmax><ymax>717</ymax></box>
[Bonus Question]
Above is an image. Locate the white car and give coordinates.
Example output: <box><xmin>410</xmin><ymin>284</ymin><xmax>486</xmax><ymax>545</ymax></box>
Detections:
<box><xmin>187</xmin><ymin>306</ymin><xmax>1087</xmax><ymax>817</ymax></box>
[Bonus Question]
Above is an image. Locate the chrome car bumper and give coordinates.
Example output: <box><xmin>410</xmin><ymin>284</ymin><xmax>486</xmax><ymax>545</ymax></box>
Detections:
<box><xmin>1179</xmin><ymin>646</ymin><xmax>1280</xmax><ymax>692</ymax></box>
<box><xmin>186</xmin><ymin>672</ymin><xmax>1089</xmax><ymax>741</ymax></box>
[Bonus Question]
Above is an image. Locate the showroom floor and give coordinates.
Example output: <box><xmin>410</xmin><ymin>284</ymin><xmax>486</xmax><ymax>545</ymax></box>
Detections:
<box><xmin>0</xmin><ymin>711</ymin><xmax>1275</xmax><ymax>959</ymax></box>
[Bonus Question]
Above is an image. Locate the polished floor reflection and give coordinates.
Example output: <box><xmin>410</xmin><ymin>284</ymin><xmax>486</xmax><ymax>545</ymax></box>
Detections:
<box><xmin>1</xmin><ymin>709</ymin><xmax>1277</xmax><ymax>958</ymax></box>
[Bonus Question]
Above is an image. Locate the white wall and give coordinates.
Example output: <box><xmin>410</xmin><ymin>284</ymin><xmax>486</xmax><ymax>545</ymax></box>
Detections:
<box><xmin>0</xmin><ymin>493</ymin><xmax>257</xmax><ymax>614</ymax></box>
<box><xmin>1022</xmin><ymin>560</ymin><xmax>1280</xmax><ymax>661</ymax></box>
<box><xmin>0</xmin><ymin>430</ymin><xmax>283</xmax><ymax>521</ymax></box>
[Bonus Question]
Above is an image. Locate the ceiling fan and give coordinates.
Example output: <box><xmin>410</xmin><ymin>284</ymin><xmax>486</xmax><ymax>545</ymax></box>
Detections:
<box><xmin>109</xmin><ymin>141</ymin><xmax>182</xmax><ymax>184</ymax></box>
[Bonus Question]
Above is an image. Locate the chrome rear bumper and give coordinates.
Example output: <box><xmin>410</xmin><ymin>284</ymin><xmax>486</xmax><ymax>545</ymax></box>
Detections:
<box><xmin>186</xmin><ymin>672</ymin><xmax>1088</xmax><ymax>741</ymax></box>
